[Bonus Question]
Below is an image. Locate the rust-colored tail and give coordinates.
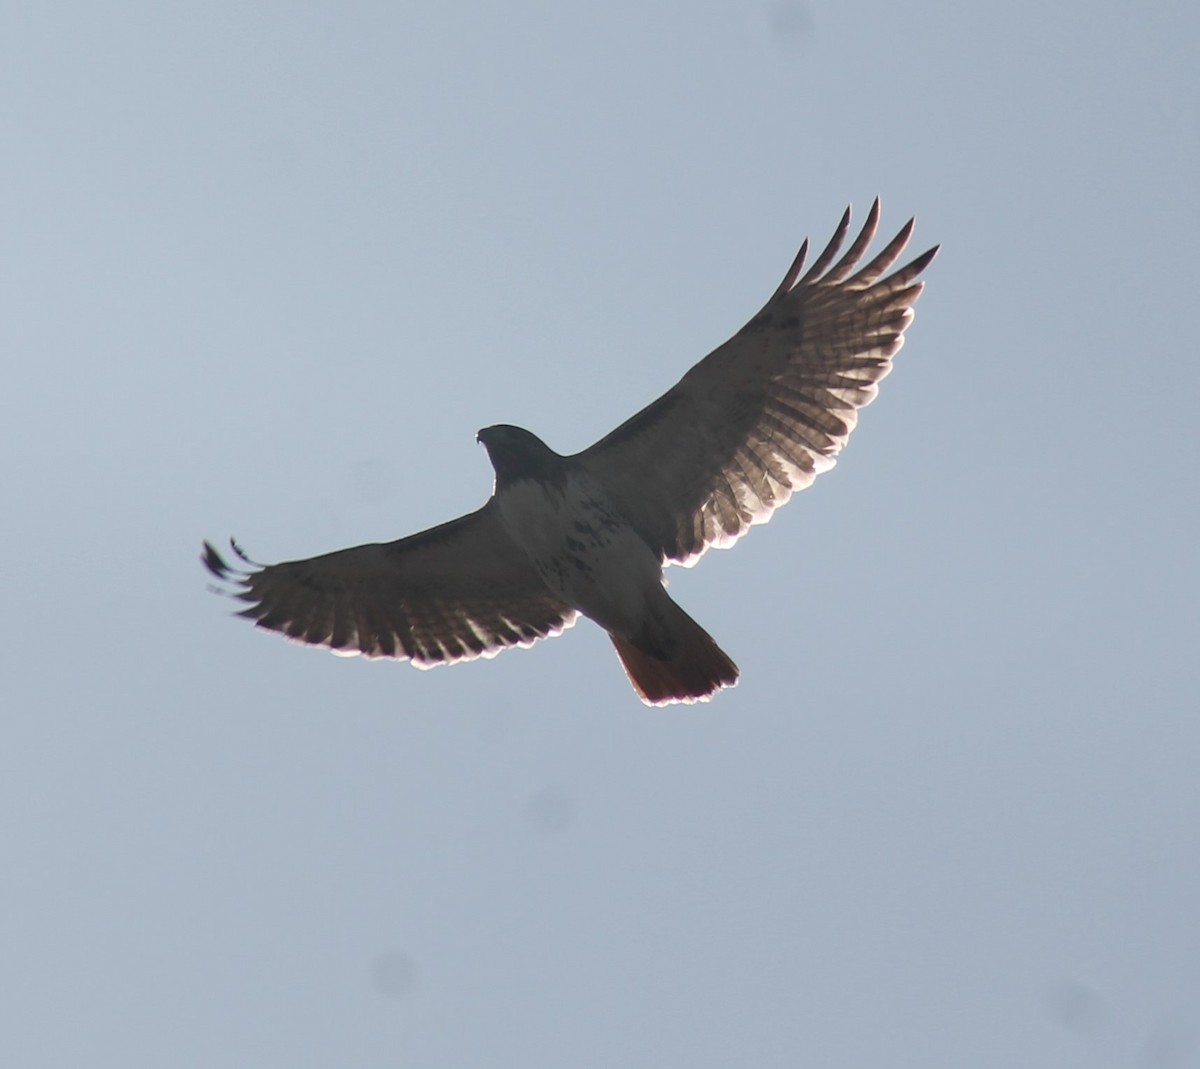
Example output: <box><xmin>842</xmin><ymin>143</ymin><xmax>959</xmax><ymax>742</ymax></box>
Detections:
<box><xmin>610</xmin><ymin>610</ymin><xmax>739</xmax><ymax>706</ymax></box>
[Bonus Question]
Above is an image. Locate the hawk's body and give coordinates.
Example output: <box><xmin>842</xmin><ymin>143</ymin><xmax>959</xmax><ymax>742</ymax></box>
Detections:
<box><xmin>490</xmin><ymin>443</ymin><xmax>662</xmax><ymax>640</ymax></box>
<box><xmin>204</xmin><ymin>201</ymin><xmax>937</xmax><ymax>704</ymax></box>
<box><xmin>482</xmin><ymin>426</ymin><xmax>738</xmax><ymax>702</ymax></box>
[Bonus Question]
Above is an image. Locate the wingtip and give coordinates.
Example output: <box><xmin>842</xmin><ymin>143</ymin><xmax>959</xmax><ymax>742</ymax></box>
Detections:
<box><xmin>772</xmin><ymin>237</ymin><xmax>810</xmax><ymax>299</ymax></box>
<box><xmin>908</xmin><ymin>242</ymin><xmax>941</xmax><ymax>273</ymax></box>
<box><xmin>201</xmin><ymin>537</ymin><xmax>259</xmax><ymax>582</ymax></box>
<box><xmin>228</xmin><ymin>537</ymin><xmax>260</xmax><ymax>567</ymax></box>
<box><xmin>201</xmin><ymin>539</ymin><xmax>231</xmax><ymax>580</ymax></box>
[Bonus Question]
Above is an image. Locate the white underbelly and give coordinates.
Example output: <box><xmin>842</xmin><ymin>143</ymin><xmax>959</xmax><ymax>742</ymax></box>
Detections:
<box><xmin>496</xmin><ymin>472</ymin><xmax>663</xmax><ymax>639</ymax></box>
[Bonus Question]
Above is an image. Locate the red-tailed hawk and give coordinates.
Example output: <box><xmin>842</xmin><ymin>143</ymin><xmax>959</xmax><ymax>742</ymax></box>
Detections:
<box><xmin>203</xmin><ymin>201</ymin><xmax>937</xmax><ymax>705</ymax></box>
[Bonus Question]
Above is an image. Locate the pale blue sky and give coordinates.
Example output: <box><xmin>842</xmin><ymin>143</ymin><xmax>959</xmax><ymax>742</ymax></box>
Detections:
<box><xmin>2</xmin><ymin>2</ymin><xmax>1198</xmax><ymax>1066</ymax></box>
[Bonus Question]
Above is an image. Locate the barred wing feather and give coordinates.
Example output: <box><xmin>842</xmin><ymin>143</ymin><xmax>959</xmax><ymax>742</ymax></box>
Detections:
<box><xmin>202</xmin><ymin>504</ymin><xmax>578</xmax><ymax>668</ymax></box>
<box><xmin>576</xmin><ymin>199</ymin><xmax>938</xmax><ymax>566</ymax></box>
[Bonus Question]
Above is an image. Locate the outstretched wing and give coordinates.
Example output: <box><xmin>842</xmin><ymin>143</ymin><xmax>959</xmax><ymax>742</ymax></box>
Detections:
<box><xmin>202</xmin><ymin>503</ymin><xmax>577</xmax><ymax>667</ymax></box>
<box><xmin>575</xmin><ymin>200</ymin><xmax>938</xmax><ymax>566</ymax></box>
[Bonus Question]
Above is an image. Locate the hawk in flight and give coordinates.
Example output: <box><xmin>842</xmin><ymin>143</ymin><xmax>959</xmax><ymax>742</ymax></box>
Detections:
<box><xmin>204</xmin><ymin>201</ymin><xmax>937</xmax><ymax>705</ymax></box>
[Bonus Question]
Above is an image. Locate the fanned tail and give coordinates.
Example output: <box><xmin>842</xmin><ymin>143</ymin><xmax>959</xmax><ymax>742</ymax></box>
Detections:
<box><xmin>610</xmin><ymin>609</ymin><xmax>739</xmax><ymax>707</ymax></box>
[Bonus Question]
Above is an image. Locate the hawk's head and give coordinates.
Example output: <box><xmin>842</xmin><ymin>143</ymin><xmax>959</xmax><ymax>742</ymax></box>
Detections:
<box><xmin>477</xmin><ymin>425</ymin><xmax>565</xmax><ymax>489</ymax></box>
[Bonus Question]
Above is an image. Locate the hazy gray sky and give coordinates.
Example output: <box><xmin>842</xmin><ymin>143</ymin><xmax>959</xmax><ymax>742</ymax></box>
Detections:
<box><xmin>3</xmin><ymin>2</ymin><xmax>1198</xmax><ymax>1066</ymax></box>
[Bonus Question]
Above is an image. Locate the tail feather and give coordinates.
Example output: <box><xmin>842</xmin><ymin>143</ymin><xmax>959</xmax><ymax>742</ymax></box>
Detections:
<box><xmin>610</xmin><ymin>611</ymin><xmax>738</xmax><ymax>706</ymax></box>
